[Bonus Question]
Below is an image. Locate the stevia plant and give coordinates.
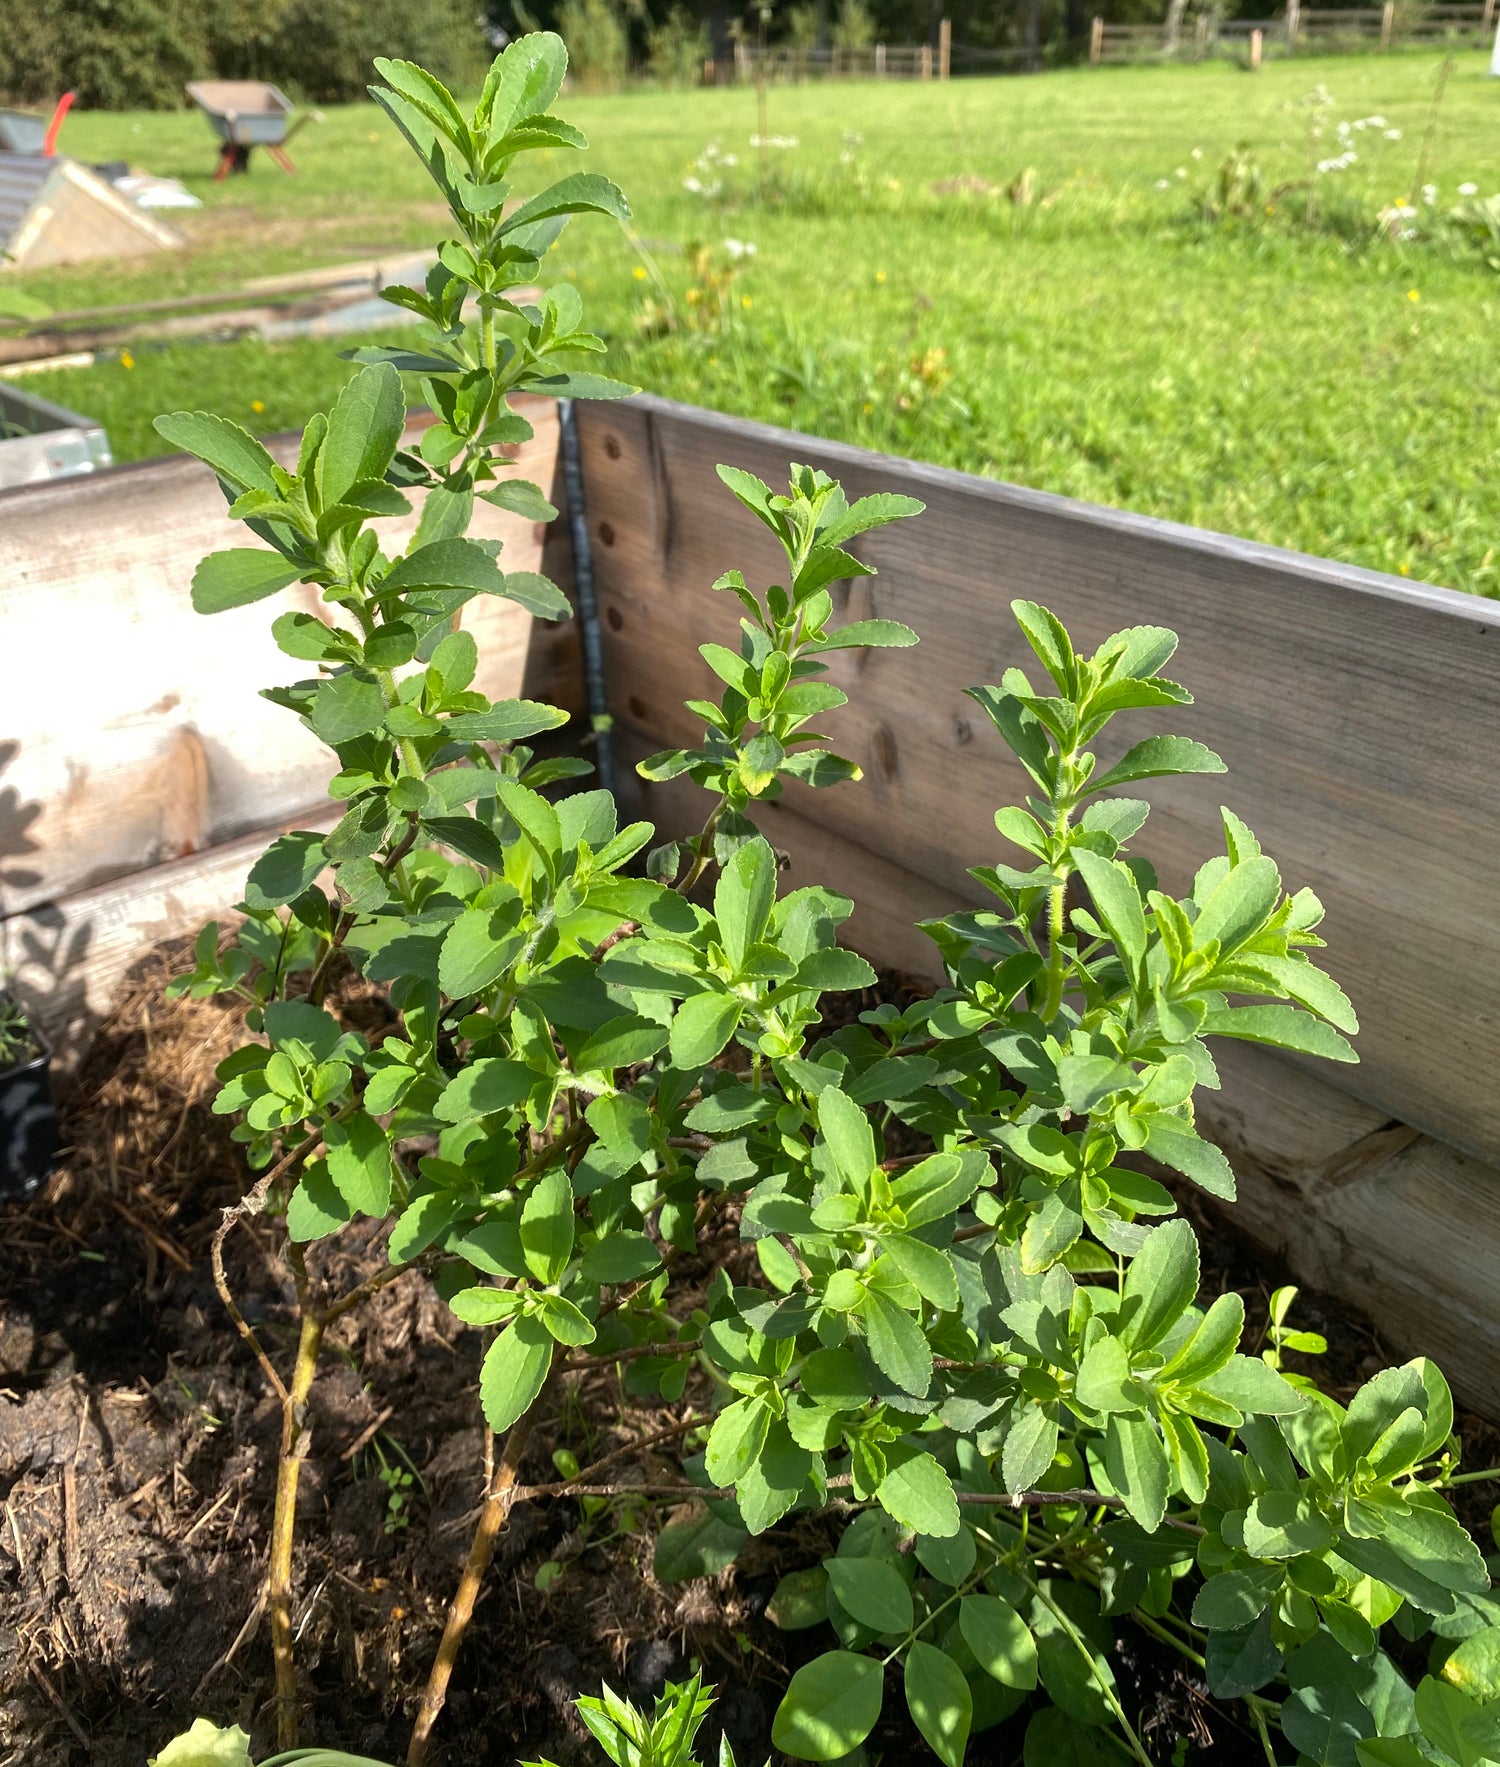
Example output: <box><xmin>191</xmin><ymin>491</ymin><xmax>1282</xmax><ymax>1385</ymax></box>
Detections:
<box><xmin>158</xmin><ymin>36</ymin><xmax>1498</xmax><ymax>1767</ymax></box>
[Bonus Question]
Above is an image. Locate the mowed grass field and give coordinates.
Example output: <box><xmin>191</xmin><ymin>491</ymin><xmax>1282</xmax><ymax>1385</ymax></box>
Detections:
<box><xmin>12</xmin><ymin>51</ymin><xmax>1500</xmax><ymax>592</ymax></box>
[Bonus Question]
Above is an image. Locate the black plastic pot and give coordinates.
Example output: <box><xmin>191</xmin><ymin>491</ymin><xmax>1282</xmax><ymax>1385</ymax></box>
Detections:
<box><xmin>0</xmin><ymin>1009</ymin><xmax>58</xmax><ymax>1202</ymax></box>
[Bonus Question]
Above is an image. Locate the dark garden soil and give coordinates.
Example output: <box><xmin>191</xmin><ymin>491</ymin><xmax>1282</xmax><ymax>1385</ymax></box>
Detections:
<box><xmin>1</xmin><ymin>941</ymin><xmax>1495</xmax><ymax>1767</ymax></box>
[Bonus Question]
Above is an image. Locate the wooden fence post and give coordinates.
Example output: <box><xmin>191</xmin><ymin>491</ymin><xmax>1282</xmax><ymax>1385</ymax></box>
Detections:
<box><xmin>1193</xmin><ymin>13</ymin><xmax>1209</xmax><ymax>57</ymax></box>
<box><xmin>1484</xmin><ymin>0</ymin><xmax>1496</xmax><ymax>32</ymax></box>
<box><xmin>1090</xmin><ymin>14</ymin><xmax>1104</xmax><ymax>61</ymax></box>
<box><xmin>939</xmin><ymin>16</ymin><xmax>951</xmax><ymax>76</ymax></box>
<box><xmin>1286</xmin><ymin>0</ymin><xmax>1300</xmax><ymax>46</ymax></box>
<box><xmin>1380</xmin><ymin>0</ymin><xmax>1395</xmax><ymax>46</ymax></box>
<box><xmin>875</xmin><ymin>40</ymin><xmax>886</xmax><ymax>74</ymax></box>
<box><xmin>1250</xmin><ymin>25</ymin><xmax>1263</xmax><ymax>65</ymax></box>
<box><xmin>921</xmin><ymin>41</ymin><xmax>933</xmax><ymax>76</ymax></box>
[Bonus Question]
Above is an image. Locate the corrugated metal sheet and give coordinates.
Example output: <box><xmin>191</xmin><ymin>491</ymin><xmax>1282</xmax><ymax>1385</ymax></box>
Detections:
<box><xmin>0</xmin><ymin>153</ymin><xmax>56</xmax><ymax>261</ymax></box>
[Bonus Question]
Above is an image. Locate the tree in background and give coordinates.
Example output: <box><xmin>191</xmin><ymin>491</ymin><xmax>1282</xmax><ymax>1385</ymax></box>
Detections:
<box><xmin>556</xmin><ymin>0</ymin><xmax>634</xmax><ymax>87</ymax></box>
<box><xmin>0</xmin><ymin>0</ymin><xmax>488</xmax><ymax>108</ymax></box>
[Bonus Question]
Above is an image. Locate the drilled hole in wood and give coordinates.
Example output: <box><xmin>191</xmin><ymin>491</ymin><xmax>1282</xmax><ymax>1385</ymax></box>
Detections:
<box><xmin>606</xmin><ymin>605</ymin><xmax>624</xmax><ymax>631</ymax></box>
<box><xmin>953</xmin><ymin>717</ymin><xmax>972</xmax><ymax>745</ymax></box>
<box><xmin>604</xmin><ymin>435</ymin><xmax>621</xmax><ymax>460</ymax></box>
<box><xmin>628</xmin><ymin>695</ymin><xmax>647</xmax><ymax>719</ymax></box>
<box><xmin>598</xmin><ymin>521</ymin><xmax>615</xmax><ymax>546</ymax></box>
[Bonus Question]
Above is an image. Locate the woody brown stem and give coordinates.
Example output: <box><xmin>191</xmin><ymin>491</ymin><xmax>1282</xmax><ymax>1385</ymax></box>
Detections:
<box><xmin>406</xmin><ymin>1401</ymin><xmax>545</xmax><ymax>1767</ymax></box>
<box><xmin>269</xmin><ymin>1278</ymin><xmax>324</xmax><ymax>1749</ymax></box>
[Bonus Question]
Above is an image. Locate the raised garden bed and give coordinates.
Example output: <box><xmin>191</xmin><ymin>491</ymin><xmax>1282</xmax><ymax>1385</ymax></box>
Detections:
<box><xmin>3</xmin><ymin>37</ymin><xmax>1500</xmax><ymax>1767</ymax></box>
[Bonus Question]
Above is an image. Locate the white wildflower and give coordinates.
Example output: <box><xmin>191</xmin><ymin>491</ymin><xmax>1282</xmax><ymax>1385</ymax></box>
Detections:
<box><xmin>1190</xmin><ymin>146</ymin><xmax>1203</xmax><ymax>159</ymax></box>
<box><xmin>683</xmin><ymin>176</ymin><xmax>702</xmax><ymax>193</ymax></box>
<box><xmin>1155</xmin><ymin>177</ymin><xmax>1172</xmax><ymax>189</ymax></box>
<box><xmin>722</xmin><ymin>237</ymin><xmax>757</xmax><ymax>259</ymax></box>
<box><xmin>1421</xmin><ymin>182</ymin><xmax>1437</xmax><ymax>204</ymax></box>
<box><xmin>1459</xmin><ymin>181</ymin><xmax>1478</xmax><ymax>196</ymax></box>
<box><xmin>1384</xmin><ymin>128</ymin><xmax>1402</xmax><ymax>140</ymax></box>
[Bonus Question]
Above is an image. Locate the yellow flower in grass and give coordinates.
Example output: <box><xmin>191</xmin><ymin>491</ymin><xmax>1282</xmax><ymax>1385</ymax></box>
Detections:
<box><xmin>875</xmin><ymin>270</ymin><xmax>887</xmax><ymax>284</ymax></box>
<box><xmin>250</xmin><ymin>399</ymin><xmax>265</xmax><ymax>414</ymax></box>
<box><xmin>1407</xmin><ymin>288</ymin><xmax>1421</xmax><ymax>302</ymax></box>
<box><xmin>120</xmin><ymin>350</ymin><xmax>135</xmax><ymax>369</ymax></box>
<box><xmin>740</xmin><ymin>294</ymin><xmax>752</xmax><ymax>310</ymax></box>
<box><xmin>633</xmin><ymin>265</ymin><xmax>647</xmax><ymax>280</ymax></box>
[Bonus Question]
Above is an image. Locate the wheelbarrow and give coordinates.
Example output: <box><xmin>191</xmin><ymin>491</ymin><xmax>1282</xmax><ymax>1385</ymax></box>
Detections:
<box><xmin>185</xmin><ymin>81</ymin><xmax>313</xmax><ymax>179</ymax></box>
<box><xmin>0</xmin><ymin>94</ymin><xmax>75</xmax><ymax>156</ymax></box>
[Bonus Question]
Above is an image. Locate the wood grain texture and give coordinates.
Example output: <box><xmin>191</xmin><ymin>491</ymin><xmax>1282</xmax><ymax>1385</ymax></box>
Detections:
<box><xmin>0</xmin><ymin>811</ymin><xmax>338</xmax><ymax>1068</ymax></box>
<box><xmin>0</xmin><ymin>398</ymin><xmax>580</xmax><ymax>915</ymax></box>
<box><xmin>1195</xmin><ymin>1040</ymin><xmax>1500</xmax><ymax>1413</ymax></box>
<box><xmin>578</xmin><ymin>394</ymin><xmax>1500</xmax><ymax>1165</ymax></box>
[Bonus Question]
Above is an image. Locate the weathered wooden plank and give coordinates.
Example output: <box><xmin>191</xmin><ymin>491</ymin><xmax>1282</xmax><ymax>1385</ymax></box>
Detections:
<box><xmin>0</xmin><ymin>811</ymin><xmax>337</xmax><ymax>1067</ymax></box>
<box><xmin>1195</xmin><ymin>1040</ymin><xmax>1500</xmax><ymax>1413</ymax></box>
<box><xmin>0</xmin><ymin>399</ymin><xmax>580</xmax><ymax>915</ymax></box>
<box><xmin>577</xmin><ymin>394</ymin><xmax>1500</xmax><ymax>1167</ymax></box>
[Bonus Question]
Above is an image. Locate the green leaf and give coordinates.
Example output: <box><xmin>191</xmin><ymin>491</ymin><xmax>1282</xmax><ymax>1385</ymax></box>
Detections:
<box><xmin>1120</xmin><ymin>1218</ymin><xmax>1199</xmax><ymax>1350</ymax></box>
<box><xmin>536</xmin><ymin>1292</ymin><xmax>595</xmax><ymax>1345</ymax></box>
<box><xmin>1441</xmin><ymin>1630</ymin><xmax>1500</xmax><ymax>1703</ymax></box>
<box><xmin>1090</xmin><ymin>736</ymin><xmax>1226</xmax><ymax>794</ymax></box>
<box><xmin>1198</xmin><ymin>1355</ymin><xmax>1305</xmax><ymax>1417</ymax></box>
<box><xmin>244</xmin><ymin>831</ymin><xmax>327</xmax><ymax>909</ymax></box>
<box><xmin>669</xmin><ymin>993</ymin><xmax>744</xmax><ymax>1067</ymax></box>
<box><xmin>286</xmin><ymin>1159</ymin><xmax>353</xmax><ymax>1242</ymax></box>
<box><xmin>1072</xmin><ymin>847</ymin><xmax>1147</xmax><ymax>980</ymax></box>
<box><xmin>578</xmin><ymin>1232</ymin><xmax>661</xmax><ymax>1286</ymax></box>
<box><xmin>439</xmin><ymin>904</ymin><xmax>523</xmax><ymax>997</ymax></box>
<box><xmin>575</xmin><ymin>1015</ymin><xmax>669</xmax><ymax>1072</ymax></box>
<box><xmin>768</xmin><ymin>1566</ymin><xmax>832</xmax><ymax>1630</ymax></box>
<box><xmin>1142</xmin><ymin>1114</ymin><xmax>1237</xmax><ymax>1201</ymax></box>
<box><xmin>583</xmin><ymin>1092</ymin><xmax>653</xmax><ymax>1171</ymax></box>
<box><xmin>904</xmin><ymin>1640</ymin><xmax>972</xmax><ymax>1767</ymax></box>
<box><xmin>960</xmin><ymin>1594</ymin><xmax>1038</xmax><ymax>1690</ymax></box>
<box><xmin>155</xmin><ymin>410</ymin><xmax>280</xmax><ymax>494</ymax></box>
<box><xmin>1023</xmin><ymin>1709</ymin><xmax>1116</xmax><ymax>1767</ymax></box>
<box><xmin>191</xmin><ymin>549</ymin><xmax>303</xmax><ymax>614</ymax></box>
<box><xmin>1242</xmin><ymin>1491</ymin><xmax>1335</xmax><ymax>1559</ymax></box>
<box><xmin>324</xmin><ymin>1110</ymin><xmax>395</xmax><ymax>1216</ymax></box>
<box><xmin>811</xmin><ymin>618</ymin><xmax>919</xmax><ymax>652</ymax></box>
<box><xmin>878</xmin><ymin>1447</ymin><xmax>958</xmax><ymax>1537</ymax></box>
<box><xmin>443</xmin><ymin>701</ymin><xmax>570</xmax><ymax>744</ymax></box>
<box><xmin>772</xmin><ymin>1652</ymin><xmax>884</xmax><ymax>1762</ymax></box>
<box><xmin>434</xmin><ymin>1057</ymin><xmax>533</xmax><ymax>1123</ymax></box>
<box><xmin>1102</xmin><ymin>1414</ymin><xmax>1170</xmax><ymax>1532</ymax></box>
<box><xmin>818</xmin><ymin>1087</ymin><xmax>876</xmax><ymax>1189</ymax></box>
<box><xmin>480</xmin><ymin>29</ymin><xmax>567</xmax><ymax>132</ymax></box>
<box><xmin>882</xmin><ymin>1235</ymin><xmax>959</xmax><ymax>1311</ymax></box>
<box><xmin>479</xmin><ymin>1315</ymin><xmax>553</xmax><ymax>1433</ymax></box>
<box><xmin>1204</xmin><ymin>1612</ymin><xmax>1283</xmax><ymax>1699</ymax></box>
<box><xmin>652</xmin><ymin>1511</ymin><xmax>748</xmax><ymax>1584</ymax></box>
<box><xmin>311</xmin><ymin>672</ymin><xmax>387</xmax><ymax>745</ymax></box>
<box><xmin>520</xmin><ymin>1168</ymin><xmax>575</xmax><ymax>1283</ymax></box>
<box><xmin>1191</xmin><ymin>1565</ymin><xmax>1285</xmax><ymax>1631</ymax></box>
<box><xmin>864</xmin><ymin>1291</ymin><xmax>933</xmax><ymax>1397</ymax></box>
<box><xmin>1199</xmin><ymin>1003</ymin><xmax>1357</xmax><ymax>1064</ymax></box>
<box><xmin>480</xmin><ymin>478</ymin><xmax>560</xmax><ymax>522</ymax></box>
<box><xmin>500</xmin><ymin>170</ymin><xmax>629</xmax><ymax>233</ymax></box>
<box><xmin>704</xmin><ymin>1395</ymin><xmax>772</xmax><ymax>1485</ymax></box>
<box><xmin>495</xmin><ymin>776</ymin><xmax>561</xmax><ymax>872</ymax></box>
<box><xmin>318</xmin><ymin>362</ymin><xmax>405</xmax><ymax>510</ymax></box>
<box><xmin>714</xmin><ymin>837</ymin><xmax>777</xmax><ymax>971</ymax></box>
<box><xmin>826</xmin><ymin>1557</ymin><xmax>913</xmax><ymax>1633</ymax></box>
<box><xmin>1003</xmin><ymin>1403</ymin><xmax>1060</xmax><ymax>1494</ymax></box>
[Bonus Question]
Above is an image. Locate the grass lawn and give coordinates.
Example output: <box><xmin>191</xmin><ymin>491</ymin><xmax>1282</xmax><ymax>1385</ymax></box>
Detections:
<box><xmin>11</xmin><ymin>50</ymin><xmax>1500</xmax><ymax>593</ymax></box>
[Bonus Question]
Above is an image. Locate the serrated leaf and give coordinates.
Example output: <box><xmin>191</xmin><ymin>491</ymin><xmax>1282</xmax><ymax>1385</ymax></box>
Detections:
<box><xmin>191</xmin><ymin>549</ymin><xmax>303</xmax><ymax>614</ymax></box>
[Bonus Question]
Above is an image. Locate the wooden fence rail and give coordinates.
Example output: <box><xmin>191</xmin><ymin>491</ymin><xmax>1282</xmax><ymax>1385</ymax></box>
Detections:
<box><xmin>1090</xmin><ymin>0</ymin><xmax>1493</xmax><ymax>61</ymax></box>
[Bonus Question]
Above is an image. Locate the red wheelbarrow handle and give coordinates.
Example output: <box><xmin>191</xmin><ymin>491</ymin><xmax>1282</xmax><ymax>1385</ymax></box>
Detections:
<box><xmin>43</xmin><ymin>91</ymin><xmax>75</xmax><ymax>156</ymax></box>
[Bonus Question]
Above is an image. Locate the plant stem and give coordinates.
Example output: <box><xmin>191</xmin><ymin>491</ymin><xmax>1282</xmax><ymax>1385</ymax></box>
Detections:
<box><xmin>269</xmin><ymin>1289</ymin><xmax>325</xmax><ymax>1749</ymax></box>
<box><xmin>677</xmin><ymin>799</ymin><xmax>726</xmax><ymax>895</ymax></box>
<box><xmin>1025</xmin><ymin>1572</ymin><xmax>1154</xmax><ymax>1767</ymax></box>
<box><xmin>1250</xmin><ymin>1697</ymin><xmax>1281</xmax><ymax>1767</ymax></box>
<box><xmin>406</xmin><ymin>1397</ymin><xmax>547</xmax><ymax>1766</ymax></box>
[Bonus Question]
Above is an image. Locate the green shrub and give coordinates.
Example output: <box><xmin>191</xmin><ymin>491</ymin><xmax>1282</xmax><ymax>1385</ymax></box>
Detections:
<box><xmin>557</xmin><ymin>0</ymin><xmax>630</xmax><ymax>90</ymax></box>
<box><xmin>0</xmin><ymin>0</ymin><xmax>208</xmax><ymax>110</ymax></box>
<box><xmin>647</xmin><ymin>5</ymin><xmax>708</xmax><ymax>86</ymax></box>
